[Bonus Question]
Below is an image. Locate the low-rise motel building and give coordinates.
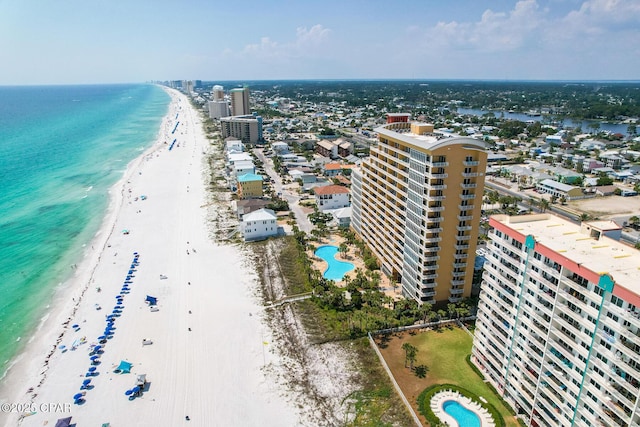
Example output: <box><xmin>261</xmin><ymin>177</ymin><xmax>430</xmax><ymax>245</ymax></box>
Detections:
<box><xmin>350</xmin><ymin>120</ymin><xmax>487</xmax><ymax>305</ymax></box>
<box><xmin>473</xmin><ymin>213</ymin><xmax>640</xmax><ymax>427</ymax></box>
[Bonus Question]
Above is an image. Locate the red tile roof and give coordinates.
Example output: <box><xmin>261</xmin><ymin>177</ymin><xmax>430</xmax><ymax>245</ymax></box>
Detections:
<box><xmin>313</xmin><ymin>185</ymin><xmax>350</xmax><ymax>195</ymax></box>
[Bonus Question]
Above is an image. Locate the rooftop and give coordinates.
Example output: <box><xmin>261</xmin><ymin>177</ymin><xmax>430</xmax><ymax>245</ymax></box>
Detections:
<box><xmin>491</xmin><ymin>213</ymin><xmax>640</xmax><ymax>296</ymax></box>
<box><xmin>375</xmin><ymin>122</ymin><xmax>485</xmax><ymax>151</ymax></box>
<box><xmin>313</xmin><ymin>185</ymin><xmax>350</xmax><ymax>195</ymax></box>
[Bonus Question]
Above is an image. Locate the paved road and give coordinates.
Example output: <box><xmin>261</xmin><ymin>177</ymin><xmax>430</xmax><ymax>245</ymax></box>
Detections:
<box><xmin>254</xmin><ymin>148</ymin><xmax>314</xmax><ymax>234</ymax></box>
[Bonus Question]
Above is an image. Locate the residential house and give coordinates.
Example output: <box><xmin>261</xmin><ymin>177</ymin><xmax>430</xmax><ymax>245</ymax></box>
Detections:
<box><xmin>313</xmin><ymin>185</ymin><xmax>350</xmax><ymax>211</ymax></box>
<box><xmin>237</xmin><ymin>173</ymin><xmax>263</xmax><ymax>199</ymax></box>
<box><xmin>241</xmin><ymin>209</ymin><xmax>278</xmax><ymax>241</ymax></box>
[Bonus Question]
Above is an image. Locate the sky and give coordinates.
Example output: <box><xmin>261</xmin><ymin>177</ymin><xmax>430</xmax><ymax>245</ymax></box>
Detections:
<box><xmin>0</xmin><ymin>0</ymin><xmax>639</xmax><ymax>85</ymax></box>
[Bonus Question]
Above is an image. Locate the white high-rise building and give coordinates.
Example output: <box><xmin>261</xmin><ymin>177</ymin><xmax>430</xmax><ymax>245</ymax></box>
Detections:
<box><xmin>208</xmin><ymin>101</ymin><xmax>229</xmax><ymax>119</ymax></box>
<box><xmin>212</xmin><ymin>85</ymin><xmax>225</xmax><ymax>101</ymax></box>
<box><xmin>473</xmin><ymin>213</ymin><xmax>640</xmax><ymax>427</ymax></box>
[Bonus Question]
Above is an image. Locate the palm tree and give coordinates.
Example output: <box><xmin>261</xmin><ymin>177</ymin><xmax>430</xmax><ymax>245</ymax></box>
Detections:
<box><xmin>539</xmin><ymin>199</ymin><xmax>550</xmax><ymax>213</ymax></box>
<box><xmin>419</xmin><ymin>303</ymin><xmax>433</xmax><ymax>324</ymax></box>
<box><xmin>401</xmin><ymin>343</ymin><xmax>418</xmax><ymax>369</ymax></box>
<box><xmin>338</xmin><ymin>242</ymin><xmax>348</xmax><ymax>259</ymax></box>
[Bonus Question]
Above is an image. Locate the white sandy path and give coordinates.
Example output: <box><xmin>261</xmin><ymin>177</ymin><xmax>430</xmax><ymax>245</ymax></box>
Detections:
<box><xmin>0</xmin><ymin>88</ymin><xmax>299</xmax><ymax>427</ymax></box>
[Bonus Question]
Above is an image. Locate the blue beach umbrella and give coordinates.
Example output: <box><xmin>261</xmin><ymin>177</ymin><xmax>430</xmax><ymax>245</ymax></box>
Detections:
<box><xmin>83</xmin><ymin>379</ymin><xmax>91</xmax><ymax>385</ymax></box>
<box><xmin>97</xmin><ymin>336</ymin><xmax>106</xmax><ymax>341</ymax></box>
<box><xmin>94</xmin><ymin>345</ymin><xmax>102</xmax><ymax>351</ymax></box>
<box><xmin>73</xmin><ymin>393</ymin><xmax>84</xmax><ymax>400</ymax></box>
<box><xmin>88</xmin><ymin>367</ymin><xmax>97</xmax><ymax>372</ymax></box>
<box><xmin>90</xmin><ymin>355</ymin><xmax>99</xmax><ymax>361</ymax></box>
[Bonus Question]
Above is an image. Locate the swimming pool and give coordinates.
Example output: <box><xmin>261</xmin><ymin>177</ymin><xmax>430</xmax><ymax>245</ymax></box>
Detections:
<box><xmin>315</xmin><ymin>245</ymin><xmax>354</xmax><ymax>280</ymax></box>
<box><xmin>442</xmin><ymin>400</ymin><xmax>481</xmax><ymax>427</ymax></box>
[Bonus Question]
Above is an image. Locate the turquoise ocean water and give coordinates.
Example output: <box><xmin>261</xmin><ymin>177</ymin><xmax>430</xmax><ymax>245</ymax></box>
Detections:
<box><xmin>0</xmin><ymin>84</ymin><xmax>170</xmax><ymax>378</ymax></box>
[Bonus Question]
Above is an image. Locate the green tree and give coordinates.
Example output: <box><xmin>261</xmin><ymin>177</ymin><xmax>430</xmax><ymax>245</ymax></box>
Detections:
<box><xmin>338</xmin><ymin>242</ymin><xmax>348</xmax><ymax>259</ymax></box>
<box><xmin>401</xmin><ymin>343</ymin><xmax>418</xmax><ymax>369</ymax></box>
<box><xmin>539</xmin><ymin>198</ymin><xmax>550</xmax><ymax>212</ymax></box>
<box><xmin>596</xmin><ymin>174</ymin><xmax>614</xmax><ymax>186</ymax></box>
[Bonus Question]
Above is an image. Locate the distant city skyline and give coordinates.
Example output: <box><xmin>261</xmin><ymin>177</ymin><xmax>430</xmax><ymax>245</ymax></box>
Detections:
<box><xmin>1</xmin><ymin>0</ymin><xmax>638</xmax><ymax>85</ymax></box>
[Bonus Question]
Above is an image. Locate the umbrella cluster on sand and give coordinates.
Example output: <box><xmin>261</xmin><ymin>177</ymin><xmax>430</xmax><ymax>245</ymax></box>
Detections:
<box><xmin>73</xmin><ymin>252</ymin><xmax>140</xmax><ymax>406</ymax></box>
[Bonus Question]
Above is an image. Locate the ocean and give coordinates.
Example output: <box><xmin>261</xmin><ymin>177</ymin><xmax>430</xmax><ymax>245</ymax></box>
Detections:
<box><xmin>0</xmin><ymin>84</ymin><xmax>170</xmax><ymax>378</ymax></box>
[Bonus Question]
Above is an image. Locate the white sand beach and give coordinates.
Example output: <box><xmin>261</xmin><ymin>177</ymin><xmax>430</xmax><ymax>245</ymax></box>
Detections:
<box><xmin>0</xmin><ymin>88</ymin><xmax>299</xmax><ymax>427</ymax></box>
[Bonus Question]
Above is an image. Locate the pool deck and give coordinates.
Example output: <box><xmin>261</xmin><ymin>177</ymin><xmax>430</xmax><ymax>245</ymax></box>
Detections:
<box><xmin>430</xmin><ymin>390</ymin><xmax>495</xmax><ymax>427</ymax></box>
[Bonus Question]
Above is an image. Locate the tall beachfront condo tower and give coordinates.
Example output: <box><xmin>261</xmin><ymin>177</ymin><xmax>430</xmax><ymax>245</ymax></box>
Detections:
<box><xmin>472</xmin><ymin>213</ymin><xmax>640</xmax><ymax>427</ymax></box>
<box><xmin>350</xmin><ymin>121</ymin><xmax>487</xmax><ymax>304</ymax></box>
<box><xmin>230</xmin><ymin>87</ymin><xmax>250</xmax><ymax>116</ymax></box>
<box><xmin>212</xmin><ymin>85</ymin><xmax>225</xmax><ymax>101</ymax></box>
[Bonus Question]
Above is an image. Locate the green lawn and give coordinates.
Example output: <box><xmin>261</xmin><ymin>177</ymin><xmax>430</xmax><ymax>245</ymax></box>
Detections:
<box><xmin>405</xmin><ymin>327</ymin><xmax>519</xmax><ymax>427</ymax></box>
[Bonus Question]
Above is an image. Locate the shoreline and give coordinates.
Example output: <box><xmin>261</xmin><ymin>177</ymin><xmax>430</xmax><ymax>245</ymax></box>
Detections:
<box><xmin>1</xmin><ymin>88</ymin><xmax>299</xmax><ymax>426</ymax></box>
<box><xmin>0</xmin><ymin>86</ymin><xmax>177</xmax><ymax>421</ymax></box>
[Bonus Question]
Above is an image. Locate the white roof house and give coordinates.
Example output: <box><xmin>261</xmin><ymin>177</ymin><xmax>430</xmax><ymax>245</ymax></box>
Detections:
<box><xmin>225</xmin><ymin>139</ymin><xmax>244</xmax><ymax>153</ymax></box>
<box><xmin>241</xmin><ymin>208</ymin><xmax>278</xmax><ymax>241</ymax></box>
<box><xmin>232</xmin><ymin>160</ymin><xmax>255</xmax><ymax>177</ymax></box>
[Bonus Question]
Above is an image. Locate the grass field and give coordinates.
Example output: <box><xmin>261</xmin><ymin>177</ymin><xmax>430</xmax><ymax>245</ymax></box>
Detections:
<box><xmin>376</xmin><ymin>326</ymin><xmax>520</xmax><ymax>427</ymax></box>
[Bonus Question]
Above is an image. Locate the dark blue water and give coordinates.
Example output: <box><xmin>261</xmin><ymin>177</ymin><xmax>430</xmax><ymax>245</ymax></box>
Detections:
<box><xmin>456</xmin><ymin>108</ymin><xmax>631</xmax><ymax>135</ymax></box>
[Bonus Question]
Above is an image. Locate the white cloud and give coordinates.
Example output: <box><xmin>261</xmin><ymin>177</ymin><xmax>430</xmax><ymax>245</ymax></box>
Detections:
<box><xmin>224</xmin><ymin>24</ymin><xmax>331</xmax><ymax>62</ymax></box>
<box><xmin>397</xmin><ymin>0</ymin><xmax>640</xmax><ymax>79</ymax></box>
<box><xmin>415</xmin><ymin>0</ymin><xmax>544</xmax><ymax>53</ymax></box>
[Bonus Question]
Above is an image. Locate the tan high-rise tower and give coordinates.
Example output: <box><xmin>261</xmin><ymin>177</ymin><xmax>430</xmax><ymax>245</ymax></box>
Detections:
<box><xmin>351</xmin><ymin>121</ymin><xmax>487</xmax><ymax>304</ymax></box>
<box><xmin>230</xmin><ymin>87</ymin><xmax>250</xmax><ymax>116</ymax></box>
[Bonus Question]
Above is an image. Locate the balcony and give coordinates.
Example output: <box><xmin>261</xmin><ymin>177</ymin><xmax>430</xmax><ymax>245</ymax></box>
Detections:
<box><xmin>460</xmin><ymin>193</ymin><xmax>476</xmax><ymax>200</ymax></box>
<box><xmin>425</xmin><ymin>216</ymin><xmax>443</xmax><ymax>223</ymax></box>
<box><xmin>430</xmin><ymin>184</ymin><xmax>447</xmax><ymax>190</ymax></box>
<box><xmin>424</xmin><ymin>236</ymin><xmax>442</xmax><ymax>243</ymax></box>
<box><xmin>463</xmin><ymin>160</ymin><xmax>480</xmax><ymax>166</ymax></box>
<box><xmin>428</xmin><ymin>206</ymin><xmax>445</xmax><ymax>212</ymax></box>
<box><xmin>453</xmin><ymin>262</ymin><xmax>467</xmax><ymax>268</ymax></box>
<box><xmin>451</xmin><ymin>279</ymin><xmax>465</xmax><ymax>286</ymax></box>
<box><xmin>457</xmin><ymin>225</ymin><xmax>472</xmax><ymax>232</ymax></box>
<box><xmin>427</xmin><ymin>172</ymin><xmax>448</xmax><ymax>180</ymax></box>
<box><xmin>450</xmin><ymin>288</ymin><xmax>464</xmax><ymax>295</ymax></box>
<box><xmin>455</xmin><ymin>244</ymin><xmax>470</xmax><ymax>250</ymax></box>
<box><xmin>427</xmin><ymin>161</ymin><xmax>449</xmax><ymax>167</ymax></box>
<box><xmin>426</xmin><ymin>194</ymin><xmax>445</xmax><ymax>201</ymax></box>
<box><xmin>454</xmin><ymin>253</ymin><xmax>469</xmax><ymax>260</ymax></box>
<box><xmin>462</xmin><ymin>172</ymin><xmax>480</xmax><ymax>178</ymax></box>
<box><xmin>460</xmin><ymin>183</ymin><xmax>477</xmax><ymax>189</ymax></box>
<box><xmin>457</xmin><ymin>215</ymin><xmax>473</xmax><ymax>221</ymax></box>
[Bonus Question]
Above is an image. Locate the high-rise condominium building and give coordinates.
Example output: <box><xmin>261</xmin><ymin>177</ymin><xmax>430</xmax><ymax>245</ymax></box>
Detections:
<box><xmin>212</xmin><ymin>85</ymin><xmax>225</xmax><ymax>101</ymax></box>
<box><xmin>350</xmin><ymin>121</ymin><xmax>487</xmax><ymax>304</ymax></box>
<box><xmin>230</xmin><ymin>87</ymin><xmax>250</xmax><ymax>116</ymax></box>
<box><xmin>473</xmin><ymin>213</ymin><xmax>640</xmax><ymax>427</ymax></box>
<box><xmin>220</xmin><ymin>115</ymin><xmax>263</xmax><ymax>145</ymax></box>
